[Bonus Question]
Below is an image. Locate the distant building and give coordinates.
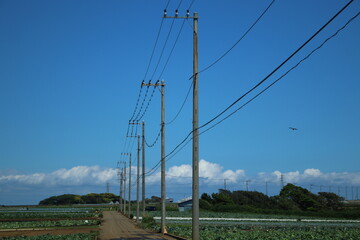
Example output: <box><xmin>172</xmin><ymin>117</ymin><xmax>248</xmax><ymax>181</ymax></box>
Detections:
<box><xmin>166</xmin><ymin>198</ymin><xmax>174</xmax><ymax>203</ymax></box>
<box><xmin>178</xmin><ymin>199</ymin><xmax>192</xmax><ymax>212</ymax></box>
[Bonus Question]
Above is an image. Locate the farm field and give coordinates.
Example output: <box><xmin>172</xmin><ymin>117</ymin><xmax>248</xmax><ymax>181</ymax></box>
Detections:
<box><xmin>141</xmin><ymin>211</ymin><xmax>360</xmax><ymax>240</ymax></box>
<box><xmin>0</xmin><ymin>206</ymin><xmax>101</xmax><ymax>239</ymax></box>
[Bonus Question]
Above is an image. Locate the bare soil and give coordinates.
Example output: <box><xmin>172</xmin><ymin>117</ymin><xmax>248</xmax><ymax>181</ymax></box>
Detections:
<box><xmin>99</xmin><ymin>211</ymin><xmax>176</xmax><ymax>240</ymax></box>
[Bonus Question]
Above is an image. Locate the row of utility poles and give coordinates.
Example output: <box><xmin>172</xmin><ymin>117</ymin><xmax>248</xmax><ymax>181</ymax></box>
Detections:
<box><xmin>118</xmin><ymin>10</ymin><xmax>200</xmax><ymax>240</ymax></box>
<box><xmin>119</xmin><ymin>120</ymin><xmax>146</xmax><ymax>222</ymax></box>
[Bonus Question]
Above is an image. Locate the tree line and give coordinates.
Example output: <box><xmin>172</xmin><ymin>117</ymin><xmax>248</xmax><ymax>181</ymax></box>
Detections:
<box><xmin>200</xmin><ymin>184</ymin><xmax>359</xmax><ymax>218</ymax></box>
<box><xmin>39</xmin><ymin>193</ymin><xmax>119</xmax><ymax>205</ymax></box>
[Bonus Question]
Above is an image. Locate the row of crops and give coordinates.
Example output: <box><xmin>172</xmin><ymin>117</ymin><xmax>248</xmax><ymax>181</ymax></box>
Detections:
<box><xmin>163</xmin><ymin>224</ymin><xmax>360</xmax><ymax>240</ymax></box>
<box><xmin>1</xmin><ymin>233</ymin><xmax>97</xmax><ymax>240</ymax></box>
<box><xmin>140</xmin><ymin>211</ymin><xmax>360</xmax><ymax>239</ymax></box>
<box><xmin>0</xmin><ymin>206</ymin><xmax>101</xmax><ymax>240</ymax></box>
<box><xmin>0</xmin><ymin>219</ymin><xmax>100</xmax><ymax>229</ymax></box>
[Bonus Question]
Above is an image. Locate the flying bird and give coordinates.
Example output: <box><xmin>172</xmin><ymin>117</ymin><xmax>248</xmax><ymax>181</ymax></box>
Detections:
<box><xmin>289</xmin><ymin>127</ymin><xmax>298</xmax><ymax>131</ymax></box>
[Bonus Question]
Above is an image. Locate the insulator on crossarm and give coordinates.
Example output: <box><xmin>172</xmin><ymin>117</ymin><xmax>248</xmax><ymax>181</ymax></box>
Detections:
<box><xmin>186</xmin><ymin>10</ymin><xmax>190</xmax><ymax>17</ymax></box>
<box><xmin>175</xmin><ymin>9</ymin><xmax>178</xmax><ymax>17</ymax></box>
<box><xmin>164</xmin><ymin>9</ymin><xmax>167</xmax><ymax>17</ymax></box>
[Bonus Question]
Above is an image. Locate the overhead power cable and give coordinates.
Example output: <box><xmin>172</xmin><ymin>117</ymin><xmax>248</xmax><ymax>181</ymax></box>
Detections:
<box><xmin>150</xmin><ymin>0</ymin><xmax>184</xmax><ymax>80</ymax></box>
<box><xmin>145</xmin><ymin>129</ymin><xmax>161</xmax><ymax>148</ymax></box>
<box><xmin>200</xmin><ymin>10</ymin><xmax>360</xmax><ymax>137</ymax></box>
<box><xmin>166</xmin><ymin>81</ymin><xmax>193</xmax><ymax>125</ymax></box>
<box><xmin>136</xmin><ymin>80</ymin><xmax>159</xmax><ymax>121</ymax></box>
<box><xmin>128</xmin><ymin>82</ymin><xmax>144</xmax><ymax>123</ymax></box>
<box><xmin>197</xmin><ymin>0</ymin><xmax>354</xmax><ymax>131</ymax></box>
<box><xmin>144</xmin><ymin>1</ymin><xmax>357</xmax><ymax>177</ymax></box>
<box><xmin>143</xmin><ymin>0</ymin><xmax>171</xmax><ymax>81</ymax></box>
<box><xmin>190</xmin><ymin>0</ymin><xmax>276</xmax><ymax>79</ymax></box>
<box><xmin>157</xmin><ymin>19</ymin><xmax>186</xmax><ymax>80</ymax></box>
<box><xmin>121</xmin><ymin>1</ymin><xmax>170</xmax><ymax>160</ymax></box>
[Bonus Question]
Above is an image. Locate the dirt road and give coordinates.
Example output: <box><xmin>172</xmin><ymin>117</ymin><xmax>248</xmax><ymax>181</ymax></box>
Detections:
<box><xmin>99</xmin><ymin>211</ymin><xmax>176</xmax><ymax>240</ymax></box>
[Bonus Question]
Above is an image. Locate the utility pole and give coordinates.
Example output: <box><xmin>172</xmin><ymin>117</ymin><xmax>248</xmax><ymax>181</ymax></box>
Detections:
<box><xmin>118</xmin><ymin>163</ymin><xmax>123</xmax><ymax>213</ymax></box>
<box><xmin>266</xmin><ymin>181</ymin><xmax>268</xmax><ymax>196</ymax></box>
<box><xmin>123</xmin><ymin>161</ymin><xmax>127</xmax><ymax>214</ymax></box>
<box><xmin>142</xmin><ymin>80</ymin><xmax>166</xmax><ymax>233</ymax></box>
<box><xmin>136</xmin><ymin>135</ymin><xmax>140</xmax><ymax>222</ymax></box>
<box><xmin>142</xmin><ymin>121</ymin><xmax>146</xmax><ymax>217</ymax></box>
<box><xmin>128</xmin><ymin>153</ymin><xmax>132</xmax><ymax>217</ymax></box>
<box><xmin>129</xmin><ymin>121</ymin><xmax>146</xmax><ymax>219</ymax></box>
<box><xmin>122</xmin><ymin>153</ymin><xmax>132</xmax><ymax>217</ymax></box>
<box><xmin>192</xmin><ymin>12</ymin><xmax>200</xmax><ymax>240</ymax></box>
<box><xmin>163</xmin><ymin>10</ymin><xmax>199</xmax><ymax>239</ymax></box>
<box><xmin>160</xmin><ymin>80</ymin><xmax>166</xmax><ymax>234</ymax></box>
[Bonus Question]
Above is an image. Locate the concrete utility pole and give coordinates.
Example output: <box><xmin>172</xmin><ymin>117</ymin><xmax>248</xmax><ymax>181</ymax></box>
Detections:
<box><xmin>266</xmin><ymin>182</ymin><xmax>268</xmax><ymax>196</ymax></box>
<box><xmin>121</xmin><ymin>153</ymin><xmax>132</xmax><ymax>216</ymax></box>
<box><xmin>129</xmin><ymin>121</ymin><xmax>146</xmax><ymax>218</ymax></box>
<box><xmin>142</xmin><ymin>80</ymin><xmax>166</xmax><ymax>232</ymax></box>
<box><xmin>123</xmin><ymin>161</ymin><xmax>127</xmax><ymax>214</ymax></box>
<box><xmin>136</xmin><ymin>135</ymin><xmax>140</xmax><ymax>222</ymax></box>
<box><xmin>163</xmin><ymin>10</ymin><xmax>199</xmax><ymax>239</ymax></box>
<box><xmin>128</xmin><ymin>153</ymin><xmax>132</xmax><ymax>216</ymax></box>
<box><xmin>119</xmin><ymin>165</ymin><xmax>123</xmax><ymax>212</ymax></box>
<box><xmin>192</xmin><ymin>12</ymin><xmax>200</xmax><ymax>240</ymax></box>
<box><xmin>142</xmin><ymin>121</ymin><xmax>146</xmax><ymax>217</ymax></box>
<box><xmin>160</xmin><ymin>81</ymin><xmax>166</xmax><ymax>234</ymax></box>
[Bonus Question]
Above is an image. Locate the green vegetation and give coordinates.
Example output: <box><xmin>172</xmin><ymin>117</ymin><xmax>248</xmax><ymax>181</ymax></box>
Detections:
<box><xmin>1</xmin><ymin>233</ymin><xmax>97</xmax><ymax>240</ymax></box>
<box><xmin>39</xmin><ymin>193</ymin><xmax>119</xmax><ymax>205</ymax></box>
<box><xmin>163</xmin><ymin>224</ymin><xmax>360</xmax><ymax>240</ymax></box>
<box><xmin>198</xmin><ymin>184</ymin><xmax>360</xmax><ymax>218</ymax></box>
<box><xmin>140</xmin><ymin>216</ymin><xmax>157</xmax><ymax>229</ymax></box>
<box><xmin>0</xmin><ymin>220</ymin><xmax>100</xmax><ymax>229</ymax></box>
<box><xmin>0</xmin><ymin>212</ymin><xmax>98</xmax><ymax>219</ymax></box>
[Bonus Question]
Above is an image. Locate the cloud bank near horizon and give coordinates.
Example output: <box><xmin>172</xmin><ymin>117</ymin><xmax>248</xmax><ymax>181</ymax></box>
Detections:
<box><xmin>1</xmin><ymin>159</ymin><xmax>360</xmax><ymax>188</ymax></box>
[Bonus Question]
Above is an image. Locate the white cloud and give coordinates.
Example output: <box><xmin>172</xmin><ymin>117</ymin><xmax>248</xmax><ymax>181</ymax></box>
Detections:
<box><xmin>261</xmin><ymin>169</ymin><xmax>360</xmax><ymax>186</ymax></box>
<box><xmin>0</xmin><ymin>166</ymin><xmax>118</xmax><ymax>186</ymax></box>
<box><xmin>1</xmin><ymin>161</ymin><xmax>360</xmax><ymax>205</ymax></box>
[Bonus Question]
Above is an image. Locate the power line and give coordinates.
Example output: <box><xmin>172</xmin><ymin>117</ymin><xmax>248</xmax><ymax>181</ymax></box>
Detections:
<box><xmin>166</xmin><ymin>81</ymin><xmax>193</xmax><ymax>125</ymax></box>
<box><xmin>145</xmin><ymin>129</ymin><xmax>161</xmax><ymax>148</ymax></box>
<box><xmin>149</xmin><ymin>0</ymin><xmax>184</xmax><ymax>81</ymax></box>
<box><xmin>191</xmin><ymin>0</ymin><xmax>276</xmax><ymax>79</ymax></box>
<box><xmin>157</xmin><ymin>18</ymin><xmax>186</xmax><ymax>80</ymax></box>
<box><xmin>133</xmin><ymin>82</ymin><xmax>151</xmax><ymax>121</ymax></box>
<box><xmin>197</xmin><ymin>0</ymin><xmax>354</xmax><ymax>131</ymax></box>
<box><xmin>199</xmin><ymin>10</ymin><xmax>360</xmax><ymax>137</ymax></box>
<box><xmin>144</xmin><ymin>1</ymin><xmax>357</xmax><ymax>178</ymax></box>
<box><xmin>143</xmin><ymin>0</ymin><xmax>171</xmax><ymax>81</ymax></box>
<box><xmin>135</xmin><ymin>81</ymin><xmax>160</xmax><ymax>121</ymax></box>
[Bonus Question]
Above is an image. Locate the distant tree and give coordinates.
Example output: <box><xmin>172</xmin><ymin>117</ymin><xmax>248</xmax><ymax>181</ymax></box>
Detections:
<box><xmin>39</xmin><ymin>194</ymin><xmax>84</xmax><ymax>205</ymax></box>
<box><xmin>211</xmin><ymin>192</ymin><xmax>233</xmax><ymax>205</ymax></box>
<box><xmin>318</xmin><ymin>192</ymin><xmax>344</xmax><ymax>210</ymax></box>
<box><xmin>280</xmin><ymin>184</ymin><xmax>321</xmax><ymax>211</ymax></box>
<box><xmin>201</xmin><ymin>193</ymin><xmax>212</xmax><ymax>203</ymax></box>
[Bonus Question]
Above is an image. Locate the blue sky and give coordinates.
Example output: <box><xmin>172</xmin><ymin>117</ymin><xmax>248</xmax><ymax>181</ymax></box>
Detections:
<box><xmin>0</xmin><ymin>0</ymin><xmax>359</xmax><ymax>205</ymax></box>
